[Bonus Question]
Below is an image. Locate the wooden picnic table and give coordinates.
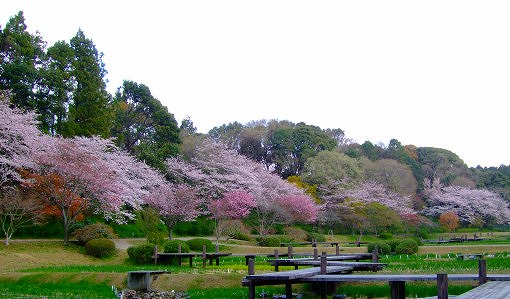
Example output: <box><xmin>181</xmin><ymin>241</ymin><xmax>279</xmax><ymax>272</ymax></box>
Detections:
<box><xmin>155</xmin><ymin>252</ymin><xmax>232</xmax><ymax>267</ymax></box>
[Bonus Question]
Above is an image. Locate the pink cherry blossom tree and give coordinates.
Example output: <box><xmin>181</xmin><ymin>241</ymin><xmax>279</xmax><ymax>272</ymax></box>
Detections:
<box><xmin>144</xmin><ymin>183</ymin><xmax>203</xmax><ymax>239</ymax></box>
<box><xmin>421</xmin><ymin>178</ymin><xmax>510</xmax><ymax>226</ymax></box>
<box><xmin>0</xmin><ymin>93</ymin><xmax>44</xmax><ymax>182</ymax></box>
<box><xmin>343</xmin><ymin>181</ymin><xmax>415</xmax><ymax>216</ymax></box>
<box><xmin>166</xmin><ymin>139</ymin><xmax>319</xmax><ymax>236</ymax></box>
<box><xmin>208</xmin><ymin>190</ymin><xmax>256</xmax><ymax>246</ymax></box>
<box><xmin>24</xmin><ymin>136</ymin><xmax>165</xmax><ymax>243</ymax></box>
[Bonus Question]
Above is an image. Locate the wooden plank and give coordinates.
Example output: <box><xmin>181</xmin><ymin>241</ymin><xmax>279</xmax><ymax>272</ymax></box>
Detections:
<box><xmin>456</xmin><ymin>281</ymin><xmax>510</xmax><ymax>299</ymax></box>
<box><xmin>246</xmin><ymin>266</ymin><xmax>353</xmax><ymax>281</ymax></box>
<box><xmin>300</xmin><ymin>274</ymin><xmax>484</xmax><ymax>283</ymax></box>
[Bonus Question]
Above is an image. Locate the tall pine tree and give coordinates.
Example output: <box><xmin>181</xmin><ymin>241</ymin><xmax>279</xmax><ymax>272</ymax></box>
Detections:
<box><xmin>62</xmin><ymin>29</ymin><xmax>111</xmax><ymax>137</ymax></box>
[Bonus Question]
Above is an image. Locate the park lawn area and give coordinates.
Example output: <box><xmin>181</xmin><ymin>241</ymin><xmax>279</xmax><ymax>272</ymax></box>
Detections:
<box><xmin>1</xmin><ymin>238</ymin><xmax>510</xmax><ymax>298</ymax></box>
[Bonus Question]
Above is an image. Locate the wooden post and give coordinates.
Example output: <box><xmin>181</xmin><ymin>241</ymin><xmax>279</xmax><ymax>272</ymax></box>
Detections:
<box><xmin>320</xmin><ymin>252</ymin><xmax>328</xmax><ymax>299</ymax></box>
<box><xmin>248</xmin><ymin>280</ymin><xmax>256</xmax><ymax>299</ymax></box>
<box><xmin>154</xmin><ymin>245</ymin><xmax>158</xmax><ymax>265</ymax></box>
<box><xmin>202</xmin><ymin>245</ymin><xmax>207</xmax><ymax>268</ymax></box>
<box><xmin>389</xmin><ymin>281</ymin><xmax>405</xmax><ymax>299</ymax></box>
<box><xmin>248</xmin><ymin>258</ymin><xmax>255</xmax><ymax>275</ymax></box>
<box><xmin>437</xmin><ymin>273</ymin><xmax>448</xmax><ymax>299</ymax></box>
<box><xmin>372</xmin><ymin>249</ymin><xmax>379</xmax><ymax>272</ymax></box>
<box><xmin>478</xmin><ymin>259</ymin><xmax>487</xmax><ymax>285</ymax></box>
<box><xmin>178</xmin><ymin>243</ymin><xmax>181</xmax><ymax>253</ymax></box>
<box><xmin>274</xmin><ymin>249</ymin><xmax>279</xmax><ymax>272</ymax></box>
<box><xmin>321</xmin><ymin>252</ymin><xmax>327</xmax><ymax>274</ymax></box>
<box><xmin>335</xmin><ymin>243</ymin><xmax>340</xmax><ymax>255</ymax></box>
<box><xmin>286</xmin><ymin>283</ymin><xmax>293</xmax><ymax>299</ymax></box>
<box><xmin>288</xmin><ymin>245</ymin><xmax>293</xmax><ymax>259</ymax></box>
<box><xmin>314</xmin><ymin>248</ymin><xmax>318</xmax><ymax>260</ymax></box>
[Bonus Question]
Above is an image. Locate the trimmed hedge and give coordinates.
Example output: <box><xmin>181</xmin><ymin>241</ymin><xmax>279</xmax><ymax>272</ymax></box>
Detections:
<box><xmin>395</xmin><ymin>239</ymin><xmax>419</xmax><ymax>255</ymax></box>
<box><xmin>367</xmin><ymin>242</ymin><xmax>391</xmax><ymax>255</ymax></box>
<box><xmin>127</xmin><ymin>244</ymin><xmax>155</xmax><ymax>264</ymax></box>
<box><xmin>186</xmin><ymin>238</ymin><xmax>215</xmax><ymax>252</ymax></box>
<box><xmin>72</xmin><ymin>223</ymin><xmax>117</xmax><ymax>245</ymax></box>
<box><xmin>256</xmin><ymin>236</ymin><xmax>281</xmax><ymax>247</ymax></box>
<box><xmin>85</xmin><ymin>238</ymin><xmax>116</xmax><ymax>258</ymax></box>
<box><xmin>164</xmin><ymin>240</ymin><xmax>190</xmax><ymax>253</ymax></box>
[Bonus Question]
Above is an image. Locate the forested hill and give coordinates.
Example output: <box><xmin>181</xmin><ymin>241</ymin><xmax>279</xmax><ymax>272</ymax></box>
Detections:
<box><xmin>206</xmin><ymin>121</ymin><xmax>510</xmax><ymax>201</ymax></box>
<box><xmin>1</xmin><ymin>11</ymin><xmax>509</xmax><ymax>202</ymax></box>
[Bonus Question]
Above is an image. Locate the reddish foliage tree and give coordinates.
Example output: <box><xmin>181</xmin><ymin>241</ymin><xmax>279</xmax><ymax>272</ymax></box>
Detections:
<box><xmin>439</xmin><ymin>212</ymin><xmax>459</xmax><ymax>234</ymax></box>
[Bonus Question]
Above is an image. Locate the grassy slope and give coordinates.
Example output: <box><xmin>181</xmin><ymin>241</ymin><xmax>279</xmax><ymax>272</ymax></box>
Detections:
<box><xmin>1</xmin><ymin>234</ymin><xmax>510</xmax><ymax>298</ymax></box>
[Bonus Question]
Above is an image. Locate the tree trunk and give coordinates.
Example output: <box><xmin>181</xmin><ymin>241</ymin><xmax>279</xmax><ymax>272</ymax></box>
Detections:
<box><xmin>168</xmin><ymin>228</ymin><xmax>173</xmax><ymax>240</ymax></box>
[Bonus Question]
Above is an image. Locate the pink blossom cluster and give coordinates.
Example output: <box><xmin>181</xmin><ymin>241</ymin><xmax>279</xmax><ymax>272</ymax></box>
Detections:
<box><xmin>343</xmin><ymin>181</ymin><xmax>415</xmax><ymax>216</ymax></box>
<box><xmin>422</xmin><ymin>178</ymin><xmax>510</xmax><ymax>225</ymax></box>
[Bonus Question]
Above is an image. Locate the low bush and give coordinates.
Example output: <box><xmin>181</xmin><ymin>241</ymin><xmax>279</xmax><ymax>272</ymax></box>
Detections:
<box><xmin>379</xmin><ymin>232</ymin><xmax>393</xmax><ymax>240</ymax></box>
<box><xmin>367</xmin><ymin>242</ymin><xmax>391</xmax><ymax>254</ymax></box>
<box><xmin>306</xmin><ymin>232</ymin><xmax>326</xmax><ymax>243</ymax></box>
<box><xmin>256</xmin><ymin>236</ymin><xmax>281</xmax><ymax>247</ymax></box>
<box><xmin>85</xmin><ymin>238</ymin><xmax>116</xmax><ymax>258</ymax></box>
<box><xmin>163</xmin><ymin>240</ymin><xmax>190</xmax><ymax>253</ymax></box>
<box><xmin>127</xmin><ymin>244</ymin><xmax>155</xmax><ymax>264</ymax></box>
<box><xmin>232</xmin><ymin>231</ymin><xmax>251</xmax><ymax>241</ymax></box>
<box><xmin>147</xmin><ymin>231</ymin><xmax>166</xmax><ymax>246</ymax></box>
<box><xmin>186</xmin><ymin>238</ymin><xmax>215</xmax><ymax>252</ymax></box>
<box><xmin>72</xmin><ymin>223</ymin><xmax>117</xmax><ymax>245</ymax></box>
<box><xmin>395</xmin><ymin>239</ymin><xmax>419</xmax><ymax>255</ymax></box>
<box><xmin>386</xmin><ymin>239</ymin><xmax>402</xmax><ymax>253</ymax></box>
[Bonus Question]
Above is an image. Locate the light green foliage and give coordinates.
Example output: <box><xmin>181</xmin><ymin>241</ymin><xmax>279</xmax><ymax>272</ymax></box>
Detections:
<box><xmin>302</xmin><ymin>150</ymin><xmax>362</xmax><ymax>186</ymax></box>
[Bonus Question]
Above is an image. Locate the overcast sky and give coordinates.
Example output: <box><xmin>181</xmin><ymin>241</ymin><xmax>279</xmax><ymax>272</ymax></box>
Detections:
<box><xmin>2</xmin><ymin>1</ymin><xmax>509</xmax><ymax>168</ymax></box>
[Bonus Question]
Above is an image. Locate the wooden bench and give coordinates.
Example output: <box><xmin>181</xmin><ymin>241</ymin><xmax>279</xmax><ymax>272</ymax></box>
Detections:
<box><xmin>127</xmin><ymin>270</ymin><xmax>168</xmax><ymax>291</ymax></box>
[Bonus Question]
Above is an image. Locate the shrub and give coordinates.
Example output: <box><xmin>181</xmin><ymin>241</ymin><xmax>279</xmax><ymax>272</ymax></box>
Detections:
<box><xmin>72</xmin><ymin>223</ymin><xmax>117</xmax><ymax>245</ymax></box>
<box><xmin>127</xmin><ymin>244</ymin><xmax>156</xmax><ymax>264</ymax></box>
<box><xmin>85</xmin><ymin>238</ymin><xmax>116</xmax><ymax>258</ymax></box>
<box><xmin>232</xmin><ymin>231</ymin><xmax>251</xmax><ymax>241</ymax></box>
<box><xmin>386</xmin><ymin>239</ymin><xmax>402</xmax><ymax>253</ymax></box>
<box><xmin>256</xmin><ymin>236</ymin><xmax>281</xmax><ymax>247</ymax></box>
<box><xmin>367</xmin><ymin>242</ymin><xmax>391</xmax><ymax>255</ymax></box>
<box><xmin>395</xmin><ymin>239</ymin><xmax>419</xmax><ymax>255</ymax></box>
<box><xmin>163</xmin><ymin>240</ymin><xmax>190</xmax><ymax>253</ymax></box>
<box><xmin>379</xmin><ymin>232</ymin><xmax>393</xmax><ymax>240</ymax></box>
<box><xmin>186</xmin><ymin>238</ymin><xmax>215</xmax><ymax>252</ymax></box>
<box><xmin>147</xmin><ymin>231</ymin><xmax>166</xmax><ymax>246</ymax></box>
<box><xmin>306</xmin><ymin>232</ymin><xmax>326</xmax><ymax>243</ymax></box>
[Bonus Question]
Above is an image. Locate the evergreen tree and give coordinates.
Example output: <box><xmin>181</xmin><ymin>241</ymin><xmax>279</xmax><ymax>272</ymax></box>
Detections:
<box><xmin>0</xmin><ymin>11</ymin><xmax>45</xmax><ymax>111</ymax></box>
<box><xmin>111</xmin><ymin>80</ymin><xmax>180</xmax><ymax>171</ymax></box>
<box><xmin>62</xmin><ymin>29</ymin><xmax>111</xmax><ymax>137</ymax></box>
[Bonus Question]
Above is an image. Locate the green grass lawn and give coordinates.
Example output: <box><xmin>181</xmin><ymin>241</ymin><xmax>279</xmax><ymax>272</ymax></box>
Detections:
<box><xmin>1</xmin><ymin>238</ymin><xmax>510</xmax><ymax>298</ymax></box>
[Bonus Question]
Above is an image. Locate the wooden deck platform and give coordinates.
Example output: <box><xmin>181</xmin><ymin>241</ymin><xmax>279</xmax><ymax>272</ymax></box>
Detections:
<box><xmin>455</xmin><ymin>281</ymin><xmax>510</xmax><ymax>299</ymax></box>
<box><xmin>243</xmin><ymin>257</ymin><xmax>510</xmax><ymax>299</ymax></box>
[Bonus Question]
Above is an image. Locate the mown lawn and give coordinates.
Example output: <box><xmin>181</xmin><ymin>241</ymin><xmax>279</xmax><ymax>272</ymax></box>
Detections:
<box><xmin>1</xmin><ymin>239</ymin><xmax>510</xmax><ymax>298</ymax></box>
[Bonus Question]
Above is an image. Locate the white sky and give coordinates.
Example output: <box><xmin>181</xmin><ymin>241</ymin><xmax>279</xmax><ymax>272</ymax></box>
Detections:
<box><xmin>1</xmin><ymin>1</ymin><xmax>509</xmax><ymax>168</ymax></box>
